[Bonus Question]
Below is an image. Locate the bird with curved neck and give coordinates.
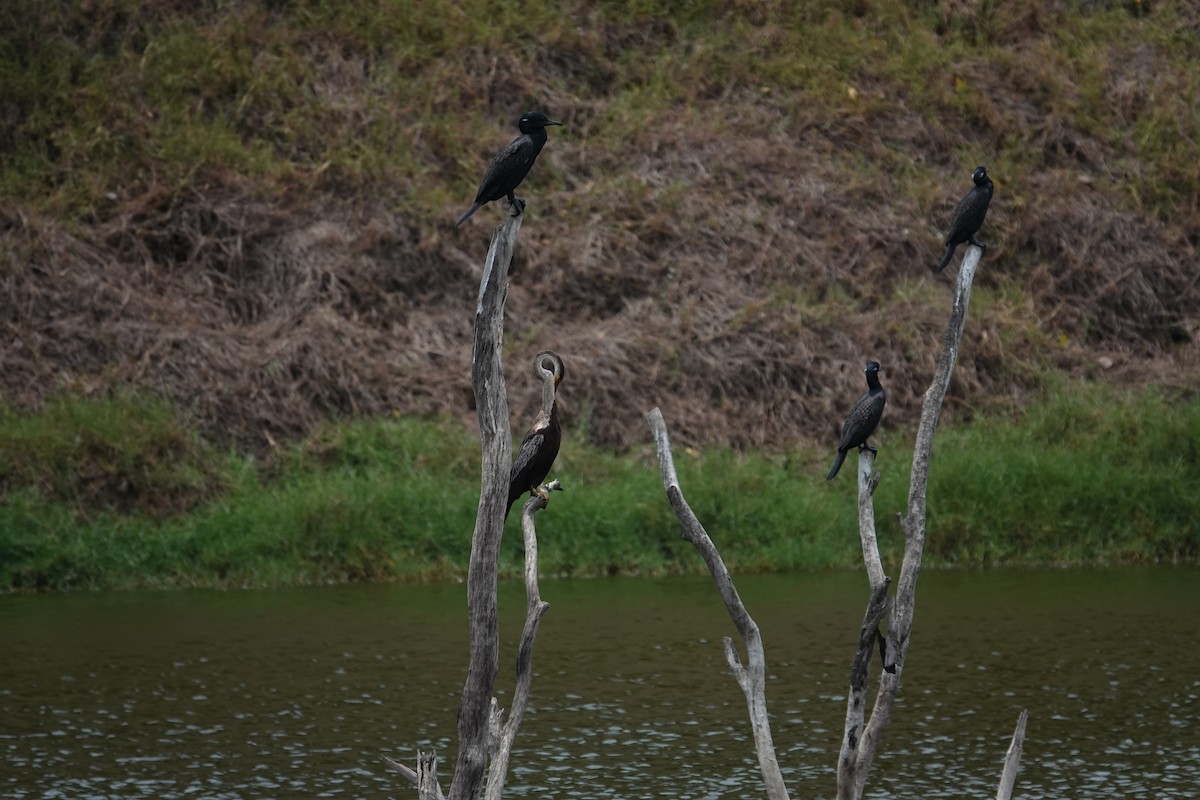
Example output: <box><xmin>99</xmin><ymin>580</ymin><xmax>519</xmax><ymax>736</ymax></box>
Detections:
<box><xmin>507</xmin><ymin>351</ymin><xmax>566</xmax><ymax>518</ymax></box>
<box><xmin>457</xmin><ymin>111</ymin><xmax>563</xmax><ymax>227</ymax></box>
<box><xmin>934</xmin><ymin>165</ymin><xmax>994</xmax><ymax>273</ymax></box>
<box><xmin>826</xmin><ymin>361</ymin><xmax>886</xmax><ymax>481</ymax></box>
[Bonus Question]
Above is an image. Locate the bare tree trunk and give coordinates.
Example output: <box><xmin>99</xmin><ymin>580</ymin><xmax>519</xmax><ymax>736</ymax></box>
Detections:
<box><xmin>837</xmin><ymin>243</ymin><xmax>984</xmax><ymax>800</ymax></box>
<box><xmin>445</xmin><ymin>212</ymin><xmax>524</xmax><ymax>800</ymax></box>
<box><xmin>484</xmin><ymin>485</ymin><xmax>559</xmax><ymax>800</ymax></box>
<box><xmin>996</xmin><ymin>710</ymin><xmax>1029</xmax><ymax>800</ymax></box>
<box><xmin>646</xmin><ymin>408</ymin><xmax>791</xmax><ymax>800</ymax></box>
<box><xmin>388</xmin><ymin>213</ymin><xmax>524</xmax><ymax>799</ymax></box>
<box><xmin>836</xmin><ymin>449</ymin><xmax>891</xmax><ymax>797</ymax></box>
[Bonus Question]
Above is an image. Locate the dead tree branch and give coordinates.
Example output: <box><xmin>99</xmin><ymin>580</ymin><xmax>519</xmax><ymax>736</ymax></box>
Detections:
<box><xmin>646</xmin><ymin>242</ymin><xmax>1003</xmax><ymax>798</ymax></box>
<box><xmin>385</xmin><ymin>751</ymin><xmax>445</xmax><ymax>800</ymax></box>
<box><xmin>484</xmin><ymin>482</ymin><xmax>560</xmax><ymax>800</ymax></box>
<box><xmin>837</xmin><ymin>574</ymin><xmax>891</xmax><ymax>794</ymax></box>
<box><xmin>447</xmin><ymin>211</ymin><xmax>523</xmax><ymax>800</ymax></box>
<box><xmin>386</xmin><ymin>213</ymin><xmax>523</xmax><ymax>800</ymax></box>
<box><xmin>645</xmin><ymin>243</ymin><xmax>1004</xmax><ymax>798</ymax></box>
<box><xmin>838</xmin><ymin>447</ymin><xmax>892</xmax><ymax>797</ymax></box>
<box><xmin>996</xmin><ymin>709</ymin><xmax>1029</xmax><ymax>800</ymax></box>
<box><xmin>837</xmin><ymin>243</ymin><xmax>984</xmax><ymax>800</ymax></box>
<box><xmin>855</xmin><ymin>449</ymin><xmax>885</xmax><ymax>590</ymax></box>
<box><xmin>645</xmin><ymin>407</ymin><xmax>791</xmax><ymax>800</ymax></box>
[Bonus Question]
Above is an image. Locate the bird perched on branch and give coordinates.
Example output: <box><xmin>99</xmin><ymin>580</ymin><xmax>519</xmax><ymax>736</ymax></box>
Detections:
<box><xmin>456</xmin><ymin>111</ymin><xmax>562</xmax><ymax>227</ymax></box>
<box><xmin>507</xmin><ymin>351</ymin><xmax>566</xmax><ymax>518</ymax></box>
<box><xmin>934</xmin><ymin>165</ymin><xmax>994</xmax><ymax>272</ymax></box>
<box><xmin>826</xmin><ymin>361</ymin><xmax>886</xmax><ymax>481</ymax></box>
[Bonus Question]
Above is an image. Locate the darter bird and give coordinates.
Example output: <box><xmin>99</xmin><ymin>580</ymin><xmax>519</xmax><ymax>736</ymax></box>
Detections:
<box><xmin>507</xmin><ymin>351</ymin><xmax>566</xmax><ymax>518</ymax></box>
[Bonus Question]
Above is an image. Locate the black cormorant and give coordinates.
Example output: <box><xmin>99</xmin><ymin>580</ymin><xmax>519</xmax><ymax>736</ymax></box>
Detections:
<box><xmin>507</xmin><ymin>351</ymin><xmax>566</xmax><ymax>518</ymax></box>
<box><xmin>456</xmin><ymin>111</ymin><xmax>562</xmax><ymax>227</ymax></box>
<box><xmin>934</xmin><ymin>165</ymin><xmax>994</xmax><ymax>272</ymax></box>
<box><xmin>826</xmin><ymin>361</ymin><xmax>886</xmax><ymax>481</ymax></box>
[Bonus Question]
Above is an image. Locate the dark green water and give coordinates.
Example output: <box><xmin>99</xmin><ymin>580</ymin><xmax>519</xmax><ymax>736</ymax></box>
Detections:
<box><xmin>1</xmin><ymin>568</ymin><xmax>1197</xmax><ymax>799</ymax></box>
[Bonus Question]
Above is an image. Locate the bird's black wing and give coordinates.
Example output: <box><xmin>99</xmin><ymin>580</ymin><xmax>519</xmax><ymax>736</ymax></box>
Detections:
<box><xmin>508</xmin><ymin>429</ymin><xmax>546</xmax><ymax>504</ymax></box>
<box><xmin>946</xmin><ymin>186</ymin><xmax>992</xmax><ymax>246</ymax></box>
<box><xmin>837</xmin><ymin>390</ymin><xmax>886</xmax><ymax>452</ymax></box>
<box><xmin>476</xmin><ymin>137</ymin><xmax>537</xmax><ymax>204</ymax></box>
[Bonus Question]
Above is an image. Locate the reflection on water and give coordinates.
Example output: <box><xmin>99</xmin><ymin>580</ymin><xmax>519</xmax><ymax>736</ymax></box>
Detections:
<box><xmin>1</xmin><ymin>569</ymin><xmax>1197</xmax><ymax>799</ymax></box>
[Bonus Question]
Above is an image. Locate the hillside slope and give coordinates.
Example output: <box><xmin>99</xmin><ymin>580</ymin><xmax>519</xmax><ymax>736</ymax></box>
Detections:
<box><xmin>2</xmin><ymin>0</ymin><xmax>1197</xmax><ymax>451</ymax></box>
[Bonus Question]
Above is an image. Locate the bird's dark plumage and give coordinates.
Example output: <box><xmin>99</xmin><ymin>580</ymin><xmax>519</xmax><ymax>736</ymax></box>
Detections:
<box><xmin>934</xmin><ymin>165</ymin><xmax>994</xmax><ymax>272</ymax></box>
<box><xmin>507</xmin><ymin>351</ymin><xmax>566</xmax><ymax>518</ymax></box>
<box><xmin>826</xmin><ymin>361</ymin><xmax>886</xmax><ymax>481</ymax></box>
<box><xmin>457</xmin><ymin>111</ymin><xmax>562</xmax><ymax>227</ymax></box>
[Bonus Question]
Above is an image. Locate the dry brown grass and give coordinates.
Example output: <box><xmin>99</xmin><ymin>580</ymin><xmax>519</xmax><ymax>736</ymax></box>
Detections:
<box><xmin>1</xmin><ymin>1</ymin><xmax>1197</xmax><ymax>453</ymax></box>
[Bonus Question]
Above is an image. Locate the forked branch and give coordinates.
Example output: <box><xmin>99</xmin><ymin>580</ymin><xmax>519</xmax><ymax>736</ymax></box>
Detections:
<box><xmin>646</xmin><ymin>408</ymin><xmax>790</xmax><ymax>800</ymax></box>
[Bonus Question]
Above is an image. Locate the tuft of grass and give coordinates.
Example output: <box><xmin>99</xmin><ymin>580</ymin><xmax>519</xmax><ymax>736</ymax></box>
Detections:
<box><xmin>0</xmin><ymin>392</ymin><xmax>228</xmax><ymax>518</ymax></box>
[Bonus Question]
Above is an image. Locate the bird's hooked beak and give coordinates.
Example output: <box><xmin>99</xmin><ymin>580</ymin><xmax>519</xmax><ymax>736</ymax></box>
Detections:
<box><xmin>547</xmin><ymin>119</ymin><xmax>563</xmax><ymax>127</ymax></box>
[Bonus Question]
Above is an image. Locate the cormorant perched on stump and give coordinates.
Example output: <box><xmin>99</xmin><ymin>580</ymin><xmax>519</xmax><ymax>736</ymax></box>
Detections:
<box><xmin>826</xmin><ymin>361</ymin><xmax>886</xmax><ymax>481</ymax></box>
<box><xmin>934</xmin><ymin>165</ymin><xmax>994</xmax><ymax>272</ymax></box>
<box><xmin>456</xmin><ymin>111</ymin><xmax>562</xmax><ymax>227</ymax></box>
<box><xmin>507</xmin><ymin>351</ymin><xmax>566</xmax><ymax>518</ymax></box>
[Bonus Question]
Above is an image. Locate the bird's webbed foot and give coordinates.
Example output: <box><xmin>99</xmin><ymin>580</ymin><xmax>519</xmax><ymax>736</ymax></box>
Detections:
<box><xmin>522</xmin><ymin>480</ymin><xmax>565</xmax><ymax>517</ymax></box>
<box><xmin>532</xmin><ymin>480</ymin><xmax>564</xmax><ymax>502</ymax></box>
<box><xmin>507</xmin><ymin>195</ymin><xmax>526</xmax><ymax>217</ymax></box>
<box><xmin>859</xmin><ymin>442</ymin><xmax>879</xmax><ymax>456</ymax></box>
<box><xmin>969</xmin><ymin>237</ymin><xmax>987</xmax><ymax>250</ymax></box>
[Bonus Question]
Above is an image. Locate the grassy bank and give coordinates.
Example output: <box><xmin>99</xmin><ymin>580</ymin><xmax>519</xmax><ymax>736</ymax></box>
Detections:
<box><xmin>1</xmin><ymin>1</ymin><xmax>1196</xmax><ymax>459</ymax></box>
<box><xmin>1</xmin><ymin>384</ymin><xmax>1196</xmax><ymax>592</ymax></box>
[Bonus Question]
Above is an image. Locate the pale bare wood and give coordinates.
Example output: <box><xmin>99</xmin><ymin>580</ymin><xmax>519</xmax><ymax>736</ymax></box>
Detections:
<box><xmin>418</xmin><ymin>751</ymin><xmax>445</xmax><ymax>800</ymax></box>
<box><xmin>840</xmin><ymin>243</ymin><xmax>983</xmax><ymax>800</ymax></box>
<box><xmin>837</xmin><ymin>577</ymin><xmax>891</xmax><ymax>797</ymax></box>
<box><xmin>645</xmin><ymin>408</ymin><xmax>791</xmax><ymax>800</ymax></box>
<box><xmin>855</xmin><ymin>449</ymin><xmax>885</xmax><ymax>591</ymax></box>
<box><xmin>384</xmin><ymin>756</ymin><xmax>419</xmax><ymax>788</ymax></box>
<box><xmin>385</xmin><ymin>751</ymin><xmax>446</xmax><ymax>800</ymax></box>
<box><xmin>996</xmin><ymin>709</ymin><xmax>1029</xmax><ymax>800</ymax></box>
<box><xmin>484</xmin><ymin>482</ymin><xmax>560</xmax><ymax>800</ymax></box>
<box><xmin>838</xmin><ymin>442</ymin><xmax>888</xmax><ymax>799</ymax></box>
<box><xmin>390</xmin><ymin>215</ymin><xmax>525</xmax><ymax>799</ymax></box>
<box><xmin>449</xmin><ymin>212</ymin><xmax>523</xmax><ymax>800</ymax></box>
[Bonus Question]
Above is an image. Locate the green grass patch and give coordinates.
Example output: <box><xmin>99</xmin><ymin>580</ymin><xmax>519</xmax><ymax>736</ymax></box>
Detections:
<box><xmin>0</xmin><ymin>392</ymin><xmax>229</xmax><ymax>517</ymax></box>
<box><xmin>925</xmin><ymin>387</ymin><xmax>1200</xmax><ymax>565</ymax></box>
<box><xmin>0</xmin><ymin>384</ymin><xmax>1195</xmax><ymax>591</ymax></box>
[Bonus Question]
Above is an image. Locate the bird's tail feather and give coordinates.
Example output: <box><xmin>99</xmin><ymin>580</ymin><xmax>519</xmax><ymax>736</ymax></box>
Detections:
<box><xmin>933</xmin><ymin>244</ymin><xmax>955</xmax><ymax>273</ymax></box>
<box><xmin>456</xmin><ymin>203</ymin><xmax>482</xmax><ymax>227</ymax></box>
<box><xmin>826</xmin><ymin>450</ymin><xmax>847</xmax><ymax>481</ymax></box>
